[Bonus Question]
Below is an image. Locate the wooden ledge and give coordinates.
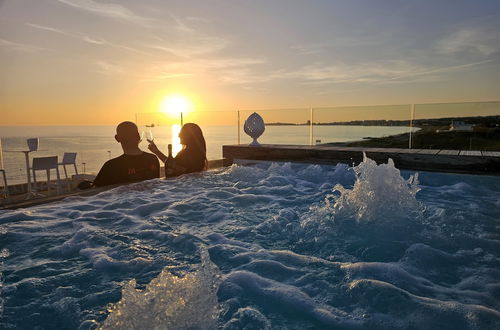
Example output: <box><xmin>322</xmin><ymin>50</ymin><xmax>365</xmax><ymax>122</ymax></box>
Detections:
<box><xmin>223</xmin><ymin>144</ymin><xmax>500</xmax><ymax>175</ymax></box>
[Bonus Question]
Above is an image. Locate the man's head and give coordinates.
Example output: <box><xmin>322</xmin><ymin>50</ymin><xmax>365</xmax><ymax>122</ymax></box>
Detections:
<box><xmin>115</xmin><ymin>121</ymin><xmax>140</xmax><ymax>148</ymax></box>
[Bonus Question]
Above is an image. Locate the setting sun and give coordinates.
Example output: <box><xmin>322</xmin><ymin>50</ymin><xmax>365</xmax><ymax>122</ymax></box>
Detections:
<box><xmin>160</xmin><ymin>95</ymin><xmax>192</xmax><ymax>116</ymax></box>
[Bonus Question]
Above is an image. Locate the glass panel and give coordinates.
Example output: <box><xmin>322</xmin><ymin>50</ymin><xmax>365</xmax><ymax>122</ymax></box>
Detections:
<box><xmin>413</xmin><ymin>101</ymin><xmax>500</xmax><ymax>151</ymax></box>
<box><xmin>312</xmin><ymin>104</ymin><xmax>413</xmax><ymax>148</ymax></box>
<box><xmin>238</xmin><ymin>108</ymin><xmax>311</xmax><ymax>145</ymax></box>
<box><xmin>0</xmin><ymin>127</ymin><xmax>117</xmax><ymax>185</ymax></box>
<box><xmin>136</xmin><ymin>110</ymin><xmax>239</xmax><ymax>160</ymax></box>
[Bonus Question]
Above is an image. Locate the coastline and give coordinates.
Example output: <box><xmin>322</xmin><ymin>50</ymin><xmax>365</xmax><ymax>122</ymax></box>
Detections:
<box><xmin>325</xmin><ymin>125</ymin><xmax>500</xmax><ymax>151</ymax></box>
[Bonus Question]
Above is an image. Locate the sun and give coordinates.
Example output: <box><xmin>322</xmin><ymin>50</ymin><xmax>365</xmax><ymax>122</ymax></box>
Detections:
<box><xmin>160</xmin><ymin>95</ymin><xmax>192</xmax><ymax>116</ymax></box>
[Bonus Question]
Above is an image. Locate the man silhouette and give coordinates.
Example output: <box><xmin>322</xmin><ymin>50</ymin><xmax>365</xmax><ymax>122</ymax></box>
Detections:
<box><xmin>93</xmin><ymin>121</ymin><xmax>160</xmax><ymax>187</ymax></box>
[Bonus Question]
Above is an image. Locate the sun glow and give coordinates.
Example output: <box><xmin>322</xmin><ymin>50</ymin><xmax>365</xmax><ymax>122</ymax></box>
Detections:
<box><xmin>171</xmin><ymin>124</ymin><xmax>182</xmax><ymax>156</ymax></box>
<box><xmin>160</xmin><ymin>95</ymin><xmax>192</xmax><ymax>116</ymax></box>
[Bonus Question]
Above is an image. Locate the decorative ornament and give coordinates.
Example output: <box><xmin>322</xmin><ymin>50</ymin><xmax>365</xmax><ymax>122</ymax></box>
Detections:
<box><xmin>244</xmin><ymin>112</ymin><xmax>265</xmax><ymax>146</ymax></box>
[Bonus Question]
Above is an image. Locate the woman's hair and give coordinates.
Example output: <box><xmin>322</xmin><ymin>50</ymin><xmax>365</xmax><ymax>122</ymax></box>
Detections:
<box><xmin>180</xmin><ymin>123</ymin><xmax>206</xmax><ymax>159</ymax></box>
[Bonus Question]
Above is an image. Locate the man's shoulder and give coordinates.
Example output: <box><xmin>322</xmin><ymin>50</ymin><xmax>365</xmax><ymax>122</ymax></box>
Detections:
<box><xmin>103</xmin><ymin>152</ymin><xmax>157</xmax><ymax>167</ymax></box>
<box><xmin>103</xmin><ymin>155</ymin><xmax>126</xmax><ymax>166</ymax></box>
<box><xmin>142</xmin><ymin>151</ymin><xmax>159</xmax><ymax>162</ymax></box>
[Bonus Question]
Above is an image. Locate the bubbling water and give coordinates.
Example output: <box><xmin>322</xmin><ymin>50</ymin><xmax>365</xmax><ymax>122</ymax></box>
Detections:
<box><xmin>100</xmin><ymin>249</ymin><xmax>221</xmax><ymax>330</ymax></box>
<box><xmin>1</xmin><ymin>156</ymin><xmax>499</xmax><ymax>329</ymax></box>
<box><xmin>304</xmin><ymin>153</ymin><xmax>421</xmax><ymax>226</ymax></box>
<box><xmin>0</xmin><ymin>248</ymin><xmax>9</xmax><ymax>319</ymax></box>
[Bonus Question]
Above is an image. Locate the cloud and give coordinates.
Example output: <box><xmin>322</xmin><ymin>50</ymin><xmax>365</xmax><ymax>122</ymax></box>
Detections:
<box><xmin>27</xmin><ymin>23</ymin><xmax>68</xmax><ymax>35</ymax></box>
<box><xmin>0</xmin><ymin>38</ymin><xmax>48</xmax><ymax>52</ymax></box>
<box><xmin>142</xmin><ymin>57</ymin><xmax>265</xmax><ymax>82</ymax></box>
<box><xmin>214</xmin><ymin>57</ymin><xmax>500</xmax><ymax>87</ymax></box>
<box><xmin>286</xmin><ymin>58</ymin><xmax>500</xmax><ymax>86</ymax></box>
<box><xmin>436</xmin><ymin>27</ymin><xmax>500</xmax><ymax>56</ymax></box>
<box><xmin>56</xmin><ymin>0</ymin><xmax>150</xmax><ymax>26</ymax></box>
<box><xmin>205</xmin><ymin>60</ymin><xmax>421</xmax><ymax>86</ymax></box>
<box><xmin>154</xmin><ymin>72</ymin><xmax>194</xmax><ymax>80</ymax></box>
<box><xmin>82</xmin><ymin>36</ymin><xmax>106</xmax><ymax>45</ymax></box>
<box><xmin>290</xmin><ymin>36</ymin><xmax>387</xmax><ymax>56</ymax></box>
<box><xmin>146</xmin><ymin>33</ymin><xmax>229</xmax><ymax>59</ymax></box>
<box><xmin>381</xmin><ymin>58</ymin><xmax>500</xmax><ymax>83</ymax></box>
<box><xmin>95</xmin><ymin>61</ymin><xmax>124</xmax><ymax>75</ymax></box>
<box><xmin>27</xmin><ymin>23</ymin><xmax>151</xmax><ymax>55</ymax></box>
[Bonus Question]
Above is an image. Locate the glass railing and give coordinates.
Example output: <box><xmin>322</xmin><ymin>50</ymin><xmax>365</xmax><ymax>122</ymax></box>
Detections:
<box><xmin>136</xmin><ymin>109</ymin><xmax>239</xmax><ymax>160</ymax></box>
<box><xmin>312</xmin><ymin>104</ymin><xmax>413</xmax><ymax>147</ymax></box>
<box><xmin>412</xmin><ymin>102</ymin><xmax>500</xmax><ymax>150</ymax></box>
<box><xmin>1</xmin><ymin>101</ymin><xmax>499</xmax><ymax>198</ymax></box>
<box><xmin>238</xmin><ymin>108</ymin><xmax>311</xmax><ymax>145</ymax></box>
<box><xmin>0</xmin><ymin>127</ymin><xmax>121</xmax><ymax>186</ymax></box>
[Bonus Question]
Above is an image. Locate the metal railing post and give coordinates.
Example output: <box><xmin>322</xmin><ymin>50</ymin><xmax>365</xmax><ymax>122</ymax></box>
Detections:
<box><xmin>409</xmin><ymin>104</ymin><xmax>415</xmax><ymax>149</ymax></box>
<box><xmin>309</xmin><ymin>107</ymin><xmax>314</xmax><ymax>145</ymax></box>
<box><xmin>237</xmin><ymin>110</ymin><xmax>241</xmax><ymax>144</ymax></box>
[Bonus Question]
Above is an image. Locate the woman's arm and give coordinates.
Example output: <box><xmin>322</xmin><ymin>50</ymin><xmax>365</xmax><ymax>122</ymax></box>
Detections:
<box><xmin>148</xmin><ymin>141</ymin><xmax>168</xmax><ymax>163</ymax></box>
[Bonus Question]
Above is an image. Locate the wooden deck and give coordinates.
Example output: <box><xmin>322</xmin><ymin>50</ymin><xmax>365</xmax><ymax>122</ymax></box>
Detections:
<box><xmin>223</xmin><ymin>144</ymin><xmax>500</xmax><ymax>175</ymax></box>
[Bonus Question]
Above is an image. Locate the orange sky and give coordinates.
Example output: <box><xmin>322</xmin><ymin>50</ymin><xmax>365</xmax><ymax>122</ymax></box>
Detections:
<box><xmin>1</xmin><ymin>0</ymin><xmax>499</xmax><ymax>126</ymax></box>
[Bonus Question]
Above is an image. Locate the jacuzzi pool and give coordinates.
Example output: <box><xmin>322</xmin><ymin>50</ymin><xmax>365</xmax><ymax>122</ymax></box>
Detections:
<box><xmin>1</xmin><ymin>157</ymin><xmax>499</xmax><ymax>329</ymax></box>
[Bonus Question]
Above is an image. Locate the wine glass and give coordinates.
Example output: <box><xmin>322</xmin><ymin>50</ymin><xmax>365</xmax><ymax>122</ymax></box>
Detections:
<box><xmin>145</xmin><ymin>130</ymin><xmax>154</xmax><ymax>143</ymax></box>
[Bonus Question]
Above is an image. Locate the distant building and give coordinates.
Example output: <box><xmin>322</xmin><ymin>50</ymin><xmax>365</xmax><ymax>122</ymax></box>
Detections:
<box><xmin>450</xmin><ymin>120</ymin><xmax>474</xmax><ymax>132</ymax></box>
<box><xmin>436</xmin><ymin>120</ymin><xmax>474</xmax><ymax>133</ymax></box>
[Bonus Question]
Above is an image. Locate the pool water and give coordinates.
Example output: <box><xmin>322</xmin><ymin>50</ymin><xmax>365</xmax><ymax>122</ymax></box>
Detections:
<box><xmin>1</xmin><ymin>156</ymin><xmax>499</xmax><ymax>329</ymax></box>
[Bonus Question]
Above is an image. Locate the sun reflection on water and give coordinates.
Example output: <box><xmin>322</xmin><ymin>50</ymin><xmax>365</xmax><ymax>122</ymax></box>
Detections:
<box><xmin>171</xmin><ymin>124</ymin><xmax>182</xmax><ymax>156</ymax></box>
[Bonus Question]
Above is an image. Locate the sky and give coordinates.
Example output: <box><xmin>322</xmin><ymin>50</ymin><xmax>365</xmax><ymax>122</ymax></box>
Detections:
<box><xmin>1</xmin><ymin>0</ymin><xmax>499</xmax><ymax>125</ymax></box>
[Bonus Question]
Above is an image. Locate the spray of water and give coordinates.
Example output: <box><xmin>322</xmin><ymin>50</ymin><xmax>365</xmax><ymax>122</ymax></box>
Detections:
<box><xmin>304</xmin><ymin>154</ymin><xmax>421</xmax><ymax>227</ymax></box>
<box><xmin>332</xmin><ymin>154</ymin><xmax>421</xmax><ymax>221</ymax></box>
<box><xmin>100</xmin><ymin>249</ymin><xmax>221</xmax><ymax>330</ymax></box>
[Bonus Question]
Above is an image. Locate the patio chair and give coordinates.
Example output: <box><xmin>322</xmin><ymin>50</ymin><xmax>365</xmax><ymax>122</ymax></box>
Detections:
<box><xmin>58</xmin><ymin>152</ymin><xmax>78</xmax><ymax>191</ymax></box>
<box><xmin>32</xmin><ymin>156</ymin><xmax>62</xmax><ymax>195</ymax></box>
<box><xmin>0</xmin><ymin>138</ymin><xmax>9</xmax><ymax>200</ymax></box>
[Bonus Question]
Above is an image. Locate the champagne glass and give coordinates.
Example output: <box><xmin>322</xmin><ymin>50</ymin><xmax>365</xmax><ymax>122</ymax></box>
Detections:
<box><xmin>146</xmin><ymin>130</ymin><xmax>154</xmax><ymax>143</ymax></box>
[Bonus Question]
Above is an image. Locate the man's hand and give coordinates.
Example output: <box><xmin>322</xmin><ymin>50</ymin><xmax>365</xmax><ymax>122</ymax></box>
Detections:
<box><xmin>77</xmin><ymin>180</ymin><xmax>93</xmax><ymax>190</ymax></box>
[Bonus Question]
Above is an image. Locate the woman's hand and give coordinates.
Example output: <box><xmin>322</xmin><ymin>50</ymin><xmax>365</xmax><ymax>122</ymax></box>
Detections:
<box><xmin>148</xmin><ymin>141</ymin><xmax>168</xmax><ymax>163</ymax></box>
<box><xmin>148</xmin><ymin>140</ymin><xmax>160</xmax><ymax>154</ymax></box>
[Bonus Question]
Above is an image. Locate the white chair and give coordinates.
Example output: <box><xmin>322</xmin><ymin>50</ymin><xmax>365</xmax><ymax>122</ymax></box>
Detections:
<box><xmin>0</xmin><ymin>138</ymin><xmax>9</xmax><ymax>200</ymax></box>
<box><xmin>59</xmin><ymin>152</ymin><xmax>78</xmax><ymax>177</ymax></box>
<box><xmin>32</xmin><ymin>156</ymin><xmax>62</xmax><ymax>195</ymax></box>
<box><xmin>58</xmin><ymin>152</ymin><xmax>78</xmax><ymax>191</ymax></box>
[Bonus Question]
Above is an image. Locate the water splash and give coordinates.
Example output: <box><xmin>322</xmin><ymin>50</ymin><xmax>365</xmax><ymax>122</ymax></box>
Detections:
<box><xmin>306</xmin><ymin>154</ymin><xmax>421</xmax><ymax>226</ymax></box>
<box><xmin>100</xmin><ymin>249</ymin><xmax>221</xmax><ymax>330</ymax></box>
<box><xmin>333</xmin><ymin>154</ymin><xmax>421</xmax><ymax>221</ymax></box>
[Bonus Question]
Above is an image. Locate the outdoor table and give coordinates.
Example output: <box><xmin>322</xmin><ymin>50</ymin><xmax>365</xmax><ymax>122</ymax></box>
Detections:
<box><xmin>4</xmin><ymin>149</ymin><xmax>46</xmax><ymax>199</ymax></box>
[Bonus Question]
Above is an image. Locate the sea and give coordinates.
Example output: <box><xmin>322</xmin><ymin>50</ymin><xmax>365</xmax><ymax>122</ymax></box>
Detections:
<box><xmin>0</xmin><ymin>125</ymin><xmax>414</xmax><ymax>185</ymax></box>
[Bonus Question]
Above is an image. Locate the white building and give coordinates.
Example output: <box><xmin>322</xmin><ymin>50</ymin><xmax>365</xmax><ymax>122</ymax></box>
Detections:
<box><xmin>450</xmin><ymin>121</ymin><xmax>474</xmax><ymax>132</ymax></box>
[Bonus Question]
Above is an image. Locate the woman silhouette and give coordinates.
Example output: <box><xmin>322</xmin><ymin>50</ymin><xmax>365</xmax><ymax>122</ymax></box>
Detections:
<box><xmin>148</xmin><ymin>123</ymin><xmax>207</xmax><ymax>177</ymax></box>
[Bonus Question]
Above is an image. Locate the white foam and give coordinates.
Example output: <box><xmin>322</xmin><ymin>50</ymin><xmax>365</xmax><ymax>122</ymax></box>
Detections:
<box><xmin>1</xmin><ymin>160</ymin><xmax>499</xmax><ymax>329</ymax></box>
<box><xmin>221</xmin><ymin>270</ymin><xmax>362</xmax><ymax>328</ymax></box>
<box><xmin>302</xmin><ymin>154</ymin><xmax>422</xmax><ymax>230</ymax></box>
<box><xmin>101</xmin><ymin>249</ymin><xmax>220</xmax><ymax>329</ymax></box>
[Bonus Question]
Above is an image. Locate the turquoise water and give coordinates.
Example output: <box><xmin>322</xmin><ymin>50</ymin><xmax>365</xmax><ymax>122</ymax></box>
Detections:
<box><xmin>1</xmin><ymin>157</ymin><xmax>499</xmax><ymax>329</ymax></box>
